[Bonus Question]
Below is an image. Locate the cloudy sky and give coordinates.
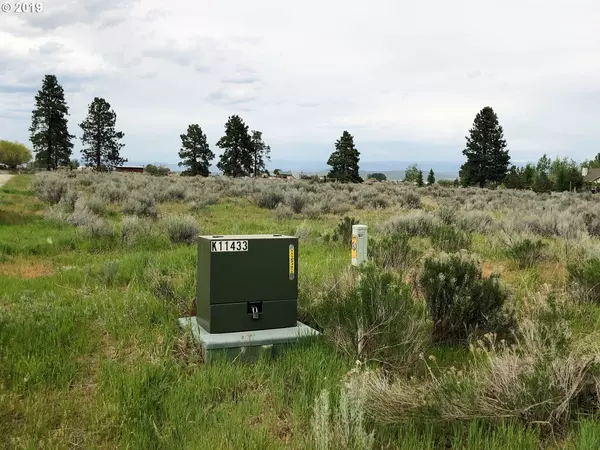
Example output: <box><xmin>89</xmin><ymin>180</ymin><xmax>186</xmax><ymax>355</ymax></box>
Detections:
<box><xmin>1</xmin><ymin>0</ymin><xmax>599</xmax><ymax>169</ymax></box>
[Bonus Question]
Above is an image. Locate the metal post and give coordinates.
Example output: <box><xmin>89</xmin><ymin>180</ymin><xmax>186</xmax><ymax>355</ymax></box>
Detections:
<box><xmin>351</xmin><ymin>225</ymin><xmax>368</xmax><ymax>359</ymax></box>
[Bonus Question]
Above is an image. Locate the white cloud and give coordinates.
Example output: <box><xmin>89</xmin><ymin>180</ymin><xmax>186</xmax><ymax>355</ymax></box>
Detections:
<box><xmin>0</xmin><ymin>0</ymin><xmax>599</xmax><ymax>167</ymax></box>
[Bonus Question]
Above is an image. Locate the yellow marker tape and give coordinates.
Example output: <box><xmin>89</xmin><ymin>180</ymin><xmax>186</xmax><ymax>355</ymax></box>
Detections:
<box><xmin>351</xmin><ymin>236</ymin><xmax>357</xmax><ymax>259</ymax></box>
<box><xmin>289</xmin><ymin>245</ymin><xmax>295</xmax><ymax>279</ymax></box>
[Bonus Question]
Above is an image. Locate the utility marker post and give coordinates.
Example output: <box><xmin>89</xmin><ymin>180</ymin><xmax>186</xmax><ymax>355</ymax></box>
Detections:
<box><xmin>351</xmin><ymin>224</ymin><xmax>368</xmax><ymax>267</ymax></box>
<box><xmin>351</xmin><ymin>224</ymin><xmax>368</xmax><ymax>359</ymax></box>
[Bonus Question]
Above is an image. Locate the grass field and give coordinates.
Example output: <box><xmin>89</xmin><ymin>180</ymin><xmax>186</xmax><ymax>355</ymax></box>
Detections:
<box><xmin>3</xmin><ymin>172</ymin><xmax>600</xmax><ymax>449</ymax></box>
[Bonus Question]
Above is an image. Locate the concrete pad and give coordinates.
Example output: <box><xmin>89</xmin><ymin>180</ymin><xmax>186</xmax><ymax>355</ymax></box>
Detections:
<box><xmin>178</xmin><ymin>316</ymin><xmax>320</xmax><ymax>362</ymax></box>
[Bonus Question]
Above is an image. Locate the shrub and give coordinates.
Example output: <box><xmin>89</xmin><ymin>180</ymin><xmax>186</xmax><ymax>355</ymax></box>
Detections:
<box><xmin>97</xmin><ymin>182</ymin><xmax>128</xmax><ymax>203</ymax></box>
<box><xmin>33</xmin><ymin>176</ymin><xmax>68</xmax><ymax>204</ymax></box>
<box><xmin>400</xmin><ymin>192</ymin><xmax>422</xmax><ymax>209</ymax></box>
<box><xmin>122</xmin><ymin>194</ymin><xmax>158</xmax><ymax>219</ymax></box>
<box><xmin>85</xmin><ymin>219</ymin><xmax>115</xmax><ymax>238</ymax></box>
<box><xmin>311</xmin><ymin>264</ymin><xmax>429</xmax><ymax>369</ymax></box>
<box><xmin>583</xmin><ymin>212</ymin><xmax>600</xmax><ymax>237</ymax></box>
<box><xmin>121</xmin><ymin>216</ymin><xmax>153</xmax><ymax>245</ymax></box>
<box><xmin>568</xmin><ymin>258</ymin><xmax>600</xmax><ymax>302</ymax></box>
<box><xmin>430</xmin><ymin>225</ymin><xmax>471</xmax><ymax>252</ymax></box>
<box><xmin>67</xmin><ymin>203</ymin><xmax>99</xmax><ymax>227</ymax></box>
<box><xmin>161</xmin><ymin>214</ymin><xmax>199</xmax><ymax>244</ymax></box>
<box><xmin>255</xmin><ymin>189</ymin><xmax>285</xmax><ymax>209</ymax></box>
<box><xmin>370</xmin><ymin>233</ymin><xmax>418</xmax><ymax>271</ymax></box>
<box><xmin>145</xmin><ymin>164</ymin><xmax>169</xmax><ymax>176</ymax></box>
<box><xmin>383</xmin><ymin>212</ymin><xmax>439</xmax><ymax>237</ymax></box>
<box><xmin>273</xmin><ymin>203</ymin><xmax>293</xmax><ymax>221</ymax></box>
<box><xmin>332</xmin><ymin>216</ymin><xmax>359</xmax><ymax>246</ymax></box>
<box><xmin>436</xmin><ymin>205</ymin><xmax>457</xmax><ymax>225</ymax></box>
<box><xmin>188</xmin><ymin>194</ymin><xmax>219</xmax><ymax>211</ymax></box>
<box><xmin>285</xmin><ymin>191</ymin><xmax>307</xmax><ymax>213</ymax></box>
<box><xmin>505</xmin><ymin>236</ymin><xmax>547</xmax><ymax>269</ymax></box>
<box><xmin>419</xmin><ymin>250</ymin><xmax>516</xmax><ymax>345</ymax></box>
<box><xmin>329</xmin><ymin>202</ymin><xmax>352</xmax><ymax>215</ymax></box>
<box><xmin>304</xmin><ymin>203</ymin><xmax>322</xmax><ymax>220</ymax></box>
<box><xmin>58</xmin><ymin>189</ymin><xmax>79</xmax><ymax>213</ymax></box>
<box><xmin>164</xmin><ymin>184</ymin><xmax>186</xmax><ymax>202</ymax></box>
<box><xmin>85</xmin><ymin>196</ymin><xmax>107</xmax><ymax>215</ymax></box>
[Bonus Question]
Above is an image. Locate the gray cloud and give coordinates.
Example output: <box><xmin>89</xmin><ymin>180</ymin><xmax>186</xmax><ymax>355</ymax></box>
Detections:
<box><xmin>221</xmin><ymin>75</ymin><xmax>260</xmax><ymax>84</ymax></box>
<box><xmin>206</xmin><ymin>88</ymin><xmax>257</xmax><ymax>105</ymax></box>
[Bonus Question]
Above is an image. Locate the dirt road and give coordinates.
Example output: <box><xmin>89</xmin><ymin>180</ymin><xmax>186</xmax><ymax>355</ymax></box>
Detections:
<box><xmin>0</xmin><ymin>174</ymin><xmax>13</xmax><ymax>187</ymax></box>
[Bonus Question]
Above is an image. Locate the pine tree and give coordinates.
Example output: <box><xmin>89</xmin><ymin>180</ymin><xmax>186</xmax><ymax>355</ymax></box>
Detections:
<box><xmin>427</xmin><ymin>168</ymin><xmax>435</xmax><ymax>185</ymax></box>
<box><xmin>460</xmin><ymin>106</ymin><xmax>510</xmax><ymax>188</ymax></box>
<box><xmin>178</xmin><ymin>124</ymin><xmax>214</xmax><ymax>176</ymax></box>
<box><xmin>216</xmin><ymin>115</ymin><xmax>253</xmax><ymax>177</ymax></box>
<box><xmin>326</xmin><ymin>130</ymin><xmax>362</xmax><ymax>183</ymax></box>
<box><xmin>416</xmin><ymin>170</ymin><xmax>424</xmax><ymax>187</ymax></box>
<box><xmin>29</xmin><ymin>74</ymin><xmax>75</xmax><ymax>170</ymax></box>
<box><xmin>250</xmin><ymin>130</ymin><xmax>271</xmax><ymax>176</ymax></box>
<box><xmin>79</xmin><ymin>97</ymin><xmax>126</xmax><ymax>171</ymax></box>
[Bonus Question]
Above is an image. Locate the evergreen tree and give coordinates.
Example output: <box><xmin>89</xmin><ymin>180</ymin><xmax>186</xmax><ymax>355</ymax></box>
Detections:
<box><xmin>178</xmin><ymin>124</ymin><xmax>214</xmax><ymax>176</ymax></box>
<box><xmin>250</xmin><ymin>130</ymin><xmax>271</xmax><ymax>176</ymax></box>
<box><xmin>427</xmin><ymin>168</ymin><xmax>435</xmax><ymax>185</ymax></box>
<box><xmin>29</xmin><ymin>74</ymin><xmax>75</xmax><ymax>170</ymax></box>
<box><xmin>460</xmin><ymin>106</ymin><xmax>510</xmax><ymax>188</ymax></box>
<box><xmin>326</xmin><ymin>131</ymin><xmax>362</xmax><ymax>183</ymax></box>
<box><xmin>523</xmin><ymin>163</ymin><xmax>536</xmax><ymax>188</ymax></box>
<box><xmin>504</xmin><ymin>165</ymin><xmax>526</xmax><ymax>189</ymax></box>
<box><xmin>416</xmin><ymin>170</ymin><xmax>424</xmax><ymax>187</ymax></box>
<box><xmin>216</xmin><ymin>115</ymin><xmax>253</xmax><ymax>177</ymax></box>
<box><xmin>79</xmin><ymin>97</ymin><xmax>126</xmax><ymax>170</ymax></box>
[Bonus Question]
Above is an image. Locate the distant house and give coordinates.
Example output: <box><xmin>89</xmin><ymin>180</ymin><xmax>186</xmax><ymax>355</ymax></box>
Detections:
<box><xmin>276</xmin><ymin>171</ymin><xmax>294</xmax><ymax>179</ymax></box>
<box><xmin>115</xmin><ymin>166</ymin><xmax>144</xmax><ymax>174</ymax></box>
<box><xmin>583</xmin><ymin>167</ymin><xmax>600</xmax><ymax>184</ymax></box>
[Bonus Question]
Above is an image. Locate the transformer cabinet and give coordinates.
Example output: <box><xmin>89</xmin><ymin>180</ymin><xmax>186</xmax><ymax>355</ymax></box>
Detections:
<box><xmin>196</xmin><ymin>234</ymin><xmax>298</xmax><ymax>333</ymax></box>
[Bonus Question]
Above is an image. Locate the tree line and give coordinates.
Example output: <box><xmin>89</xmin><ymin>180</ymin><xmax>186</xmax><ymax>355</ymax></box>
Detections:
<box><xmin>1</xmin><ymin>74</ymin><xmax>596</xmax><ymax>192</ymax></box>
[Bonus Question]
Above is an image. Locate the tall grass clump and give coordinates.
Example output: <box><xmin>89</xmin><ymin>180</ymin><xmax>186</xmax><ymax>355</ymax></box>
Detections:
<box><xmin>419</xmin><ymin>250</ymin><xmax>516</xmax><ymax>345</ymax></box>
<box><xmin>160</xmin><ymin>214</ymin><xmax>199</xmax><ymax>244</ymax></box>
<box><xmin>310</xmin><ymin>263</ymin><xmax>429</xmax><ymax>370</ymax></box>
<box><xmin>311</xmin><ymin>363</ymin><xmax>375</xmax><ymax>450</ymax></box>
<box><xmin>121</xmin><ymin>216</ymin><xmax>154</xmax><ymax>246</ymax></box>
<box><xmin>363</xmin><ymin>314</ymin><xmax>600</xmax><ymax>432</ymax></box>
<box><xmin>370</xmin><ymin>233</ymin><xmax>419</xmax><ymax>271</ymax></box>
<box><xmin>503</xmin><ymin>234</ymin><xmax>548</xmax><ymax>269</ymax></box>
<box><xmin>568</xmin><ymin>258</ymin><xmax>600</xmax><ymax>302</ymax></box>
<box><xmin>430</xmin><ymin>225</ymin><xmax>472</xmax><ymax>252</ymax></box>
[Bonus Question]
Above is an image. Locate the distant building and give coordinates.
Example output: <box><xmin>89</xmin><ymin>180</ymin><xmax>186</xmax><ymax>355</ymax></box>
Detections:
<box><xmin>115</xmin><ymin>166</ymin><xmax>144</xmax><ymax>174</ymax></box>
<box><xmin>583</xmin><ymin>167</ymin><xmax>600</xmax><ymax>184</ymax></box>
<box><xmin>276</xmin><ymin>171</ymin><xmax>294</xmax><ymax>179</ymax></box>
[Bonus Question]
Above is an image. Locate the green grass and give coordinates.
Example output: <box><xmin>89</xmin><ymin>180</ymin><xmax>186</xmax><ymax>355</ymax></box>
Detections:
<box><xmin>1</xmin><ymin>174</ymin><xmax>600</xmax><ymax>449</ymax></box>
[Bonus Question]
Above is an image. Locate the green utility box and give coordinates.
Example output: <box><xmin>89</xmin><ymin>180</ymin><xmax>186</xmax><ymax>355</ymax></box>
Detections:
<box><xmin>196</xmin><ymin>234</ymin><xmax>298</xmax><ymax>334</ymax></box>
